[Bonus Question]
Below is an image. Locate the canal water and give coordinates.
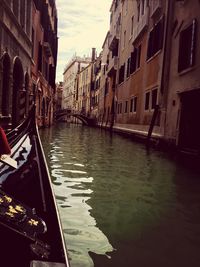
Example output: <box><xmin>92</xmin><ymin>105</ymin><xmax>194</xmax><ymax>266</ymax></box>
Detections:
<box><xmin>40</xmin><ymin>123</ymin><xmax>200</xmax><ymax>267</ymax></box>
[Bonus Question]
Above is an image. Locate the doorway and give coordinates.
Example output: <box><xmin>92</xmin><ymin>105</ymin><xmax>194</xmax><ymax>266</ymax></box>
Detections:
<box><xmin>178</xmin><ymin>89</ymin><xmax>200</xmax><ymax>153</ymax></box>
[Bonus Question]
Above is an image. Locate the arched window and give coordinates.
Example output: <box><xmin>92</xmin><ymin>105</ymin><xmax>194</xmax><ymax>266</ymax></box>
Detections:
<box><xmin>1</xmin><ymin>53</ymin><xmax>11</xmax><ymax>116</ymax></box>
<box><xmin>12</xmin><ymin>57</ymin><xmax>24</xmax><ymax>127</ymax></box>
<box><xmin>24</xmin><ymin>73</ymin><xmax>29</xmax><ymax>115</ymax></box>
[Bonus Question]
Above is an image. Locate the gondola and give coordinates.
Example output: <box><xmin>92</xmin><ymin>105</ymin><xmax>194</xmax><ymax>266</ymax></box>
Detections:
<box><xmin>0</xmin><ymin>106</ymin><xmax>70</xmax><ymax>267</ymax></box>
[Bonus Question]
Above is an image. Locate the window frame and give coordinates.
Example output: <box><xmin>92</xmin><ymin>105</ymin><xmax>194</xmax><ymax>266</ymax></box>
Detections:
<box><xmin>178</xmin><ymin>19</ymin><xmax>197</xmax><ymax>73</ymax></box>
<box><xmin>130</xmin><ymin>96</ymin><xmax>137</xmax><ymax>113</ymax></box>
<box><xmin>147</xmin><ymin>17</ymin><xmax>164</xmax><ymax>60</ymax></box>
<box><xmin>124</xmin><ymin>100</ymin><xmax>128</xmax><ymax>113</ymax></box>
<box><xmin>144</xmin><ymin>88</ymin><xmax>158</xmax><ymax>111</ymax></box>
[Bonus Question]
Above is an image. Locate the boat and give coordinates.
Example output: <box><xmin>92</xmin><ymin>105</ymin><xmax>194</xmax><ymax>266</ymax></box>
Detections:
<box><xmin>0</xmin><ymin>105</ymin><xmax>70</xmax><ymax>267</ymax></box>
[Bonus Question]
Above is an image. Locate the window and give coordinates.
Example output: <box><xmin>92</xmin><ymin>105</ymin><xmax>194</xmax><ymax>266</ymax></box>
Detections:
<box><xmin>141</xmin><ymin>0</ymin><xmax>145</xmax><ymax>15</ymax></box>
<box><xmin>130</xmin><ymin>96</ymin><xmax>137</xmax><ymax>112</ymax></box>
<box><xmin>178</xmin><ymin>19</ymin><xmax>197</xmax><ymax>72</ymax></box>
<box><xmin>26</xmin><ymin>1</ymin><xmax>31</xmax><ymax>36</ymax></box>
<box><xmin>114</xmin><ymin>0</ymin><xmax>118</xmax><ymax>10</ymax></box>
<box><xmin>136</xmin><ymin>45</ymin><xmax>141</xmax><ymax>68</ymax></box>
<box><xmin>119</xmin><ymin>64</ymin><xmax>125</xmax><ymax>84</ymax></box>
<box><xmin>125</xmin><ymin>101</ymin><xmax>128</xmax><ymax>113</ymax></box>
<box><xmin>20</xmin><ymin>0</ymin><xmax>25</xmax><ymax>28</ymax></box>
<box><xmin>151</xmin><ymin>89</ymin><xmax>157</xmax><ymax>109</ymax></box>
<box><xmin>137</xmin><ymin>2</ymin><xmax>140</xmax><ymax>21</ymax></box>
<box><xmin>145</xmin><ymin>92</ymin><xmax>150</xmax><ymax>110</ymax></box>
<box><xmin>130</xmin><ymin>98</ymin><xmax>133</xmax><ymax>112</ymax></box>
<box><xmin>145</xmin><ymin>89</ymin><xmax>158</xmax><ymax>110</ymax></box>
<box><xmin>117</xmin><ymin>103</ymin><xmax>123</xmax><ymax>114</ymax></box>
<box><xmin>130</xmin><ymin>49</ymin><xmax>137</xmax><ymax>74</ymax></box>
<box><xmin>38</xmin><ymin>43</ymin><xmax>42</xmax><ymax>72</ymax></box>
<box><xmin>112</xmin><ymin>41</ymin><xmax>119</xmax><ymax>57</ymax></box>
<box><xmin>125</xmin><ymin>0</ymin><xmax>128</xmax><ymax>15</ymax></box>
<box><xmin>126</xmin><ymin>57</ymin><xmax>131</xmax><ymax>78</ymax></box>
<box><xmin>147</xmin><ymin>17</ymin><xmax>164</xmax><ymax>60</ymax></box>
<box><xmin>32</xmin><ymin>28</ymin><xmax>35</xmax><ymax>58</ymax></box>
<box><xmin>130</xmin><ymin>45</ymin><xmax>141</xmax><ymax>74</ymax></box>
<box><xmin>131</xmin><ymin>16</ymin><xmax>134</xmax><ymax>36</ymax></box>
<box><xmin>134</xmin><ymin>97</ymin><xmax>137</xmax><ymax>112</ymax></box>
<box><xmin>123</xmin><ymin>31</ymin><xmax>126</xmax><ymax>48</ymax></box>
<box><xmin>13</xmin><ymin>0</ymin><xmax>19</xmax><ymax>19</ymax></box>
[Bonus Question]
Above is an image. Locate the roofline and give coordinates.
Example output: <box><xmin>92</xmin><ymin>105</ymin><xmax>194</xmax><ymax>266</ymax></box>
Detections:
<box><xmin>109</xmin><ymin>0</ymin><xmax>115</xmax><ymax>12</ymax></box>
<box><xmin>102</xmin><ymin>31</ymin><xmax>110</xmax><ymax>49</ymax></box>
<box><xmin>63</xmin><ymin>57</ymin><xmax>91</xmax><ymax>75</ymax></box>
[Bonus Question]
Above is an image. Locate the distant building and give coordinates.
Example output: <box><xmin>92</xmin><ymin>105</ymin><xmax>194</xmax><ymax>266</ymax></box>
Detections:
<box><xmin>55</xmin><ymin>82</ymin><xmax>63</xmax><ymax>112</ymax></box>
<box><xmin>76</xmin><ymin>63</ymin><xmax>93</xmax><ymax>116</ymax></box>
<box><xmin>91</xmin><ymin>53</ymin><xmax>102</xmax><ymax>119</ymax></box>
<box><xmin>0</xmin><ymin>0</ymin><xmax>32</xmax><ymax>129</ymax></box>
<box><xmin>63</xmin><ymin>56</ymin><xmax>91</xmax><ymax>110</ymax></box>
<box><xmin>164</xmin><ymin>0</ymin><xmax>200</xmax><ymax>152</ymax></box>
<box><xmin>104</xmin><ymin>0</ymin><xmax>122</xmax><ymax>127</ymax></box>
<box><xmin>112</xmin><ymin>0</ymin><xmax>167</xmax><ymax>137</ymax></box>
<box><xmin>31</xmin><ymin>0</ymin><xmax>58</xmax><ymax>127</ymax></box>
<box><xmin>99</xmin><ymin>32</ymin><xmax>110</xmax><ymax>124</ymax></box>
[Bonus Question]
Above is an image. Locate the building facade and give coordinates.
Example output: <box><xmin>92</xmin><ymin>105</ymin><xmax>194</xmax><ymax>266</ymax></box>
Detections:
<box><xmin>112</xmin><ymin>0</ymin><xmax>168</xmax><ymax>137</ymax></box>
<box><xmin>31</xmin><ymin>0</ymin><xmax>58</xmax><ymax>127</ymax></box>
<box><xmin>60</xmin><ymin>0</ymin><xmax>200</xmax><ymax>152</ymax></box>
<box><xmin>62</xmin><ymin>56</ymin><xmax>91</xmax><ymax>111</ymax></box>
<box><xmin>76</xmin><ymin>62</ymin><xmax>92</xmax><ymax>115</ymax></box>
<box><xmin>91</xmin><ymin>53</ymin><xmax>101</xmax><ymax>119</ymax></box>
<box><xmin>0</xmin><ymin>0</ymin><xmax>58</xmax><ymax>129</ymax></box>
<box><xmin>0</xmin><ymin>0</ymin><xmax>32</xmax><ymax>129</ymax></box>
<box><xmin>105</xmin><ymin>0</ymin><xmax>122</xmax><ymax>127</ymax></box>
<box><xmin>164</xmin><ymin>0</ymin><xmax>200</xmax><ymax>152</ymax></box>
<box><xmin>98</xmin><ymin>32</ymin><xmax>110</xmax><ymax>125</ymax></box>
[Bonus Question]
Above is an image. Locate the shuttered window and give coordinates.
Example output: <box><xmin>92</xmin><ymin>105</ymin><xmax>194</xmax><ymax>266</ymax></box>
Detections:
<box><xmin>147</xmin><ymin>17</ymin><xmax>164</xmax><ymax>60</ymax></box>
<box><xmin>178</xmin><ymin>19</ymin><xmax>197</xmax><ymax>72</ymax></box>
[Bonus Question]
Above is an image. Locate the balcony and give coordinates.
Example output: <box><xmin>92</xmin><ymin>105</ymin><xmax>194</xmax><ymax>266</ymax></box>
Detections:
<box><xmin>43</xmin><ymin>42</ymin><xmax>53</xmax><ymax>58</ymax></box>
<box><xmin>109</xmin><ymin>26</ymin><xmax>120</xmax><ymax>51</ymax></box>
<box><xmin>132</xmin><ymin>7</ymin><xmax>149</xmax><ymax>44</ymax></box>
<box><xmin>150</xmin><ymin>0</ymin><xmax>161</xmax><ymax>17</ymax></box>
<box><xmin>107</xmin><ymin>56</ymin><xmax>118</xmax><ymax>77</ymax></box>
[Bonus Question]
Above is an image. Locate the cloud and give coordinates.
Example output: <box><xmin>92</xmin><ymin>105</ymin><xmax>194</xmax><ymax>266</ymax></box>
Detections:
<box><xmin>56</xmin><ymin>0</ymin><xmax>111</xmax><ymax>82</ymax></box>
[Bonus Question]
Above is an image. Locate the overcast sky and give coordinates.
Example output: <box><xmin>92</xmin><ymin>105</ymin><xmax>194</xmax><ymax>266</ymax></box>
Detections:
<box><xmin>56</xmin><ymin>0</ymin><xmax>112</xmax><ymax>82</ymax></box>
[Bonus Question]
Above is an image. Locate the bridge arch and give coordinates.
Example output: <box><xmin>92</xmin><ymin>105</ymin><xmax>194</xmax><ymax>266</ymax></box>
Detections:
<box><xmin>55</xmin><ymin>110</ymin><xmax>97</xmax><ymax>126</ymax></box>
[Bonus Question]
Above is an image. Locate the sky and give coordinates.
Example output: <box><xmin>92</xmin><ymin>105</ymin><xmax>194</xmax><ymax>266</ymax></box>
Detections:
<box><xmin>56</xmin><ymin>0</ymin><xmax>112</xmax><ymax>82</ymax></box>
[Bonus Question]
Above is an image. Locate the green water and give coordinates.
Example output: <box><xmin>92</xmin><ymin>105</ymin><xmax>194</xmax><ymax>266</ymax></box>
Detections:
<box><xmin>40</xmin><ymin>123</ymin><xmax>200</xmax><ymax>267</ymax></box>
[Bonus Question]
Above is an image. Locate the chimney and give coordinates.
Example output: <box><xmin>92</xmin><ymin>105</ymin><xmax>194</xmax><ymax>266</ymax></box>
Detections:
<box><xmin>92</xmin><ymin>48</ymin><xmax>96</xmax><ymax>62</ymax></box>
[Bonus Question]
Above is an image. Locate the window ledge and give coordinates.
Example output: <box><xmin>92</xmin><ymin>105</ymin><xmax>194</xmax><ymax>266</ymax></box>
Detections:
<box><xmin>118</xmin><ymin>81</ymin><xmax>125</xmax><ymax>86</ymax></box>
<box><xmin>144</xmin><ymin>109</ymin><xmax>154</xmax><ymax>112</ymax></box>
<box><xmin>130</xmin><ymin>67</ymin><xmax>140</xmax><ymax>77</ymax></box>
<box><xmin>146</xmin><ymin>49</ymin><xmax>162</xmax><ymax>63</ymax></box>
<box><xmin>178</xmin><ymin>65</ymin><xmax>195</xmax><ymax>76</ymax></box>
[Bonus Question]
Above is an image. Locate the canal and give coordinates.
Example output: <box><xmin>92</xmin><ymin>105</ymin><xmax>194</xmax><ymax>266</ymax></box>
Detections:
<box><xmin>40</xmin><ymin>123</ymin><xmax>200</xmax><ymax>267</ymax></box>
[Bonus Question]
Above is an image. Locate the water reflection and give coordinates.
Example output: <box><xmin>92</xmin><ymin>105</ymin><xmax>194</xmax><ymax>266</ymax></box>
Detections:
<box><xmin>40</xmin><ymin>124</ymin><xmax>113</xmax><ymax>267</ymax></box>
<box><xmin>40</xmin><ymin>123</ymin><xmax>200</xmax><ymax>267</ymax></box>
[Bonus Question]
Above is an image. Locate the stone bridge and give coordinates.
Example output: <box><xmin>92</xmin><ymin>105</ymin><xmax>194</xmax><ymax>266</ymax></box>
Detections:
<box><xmin>54</xmin><ymin>109</ymin><xmax>97</xmax><ymax>126</ymax></box>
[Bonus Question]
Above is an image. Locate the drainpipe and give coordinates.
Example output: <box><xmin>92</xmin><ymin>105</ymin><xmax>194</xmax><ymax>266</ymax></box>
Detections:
<box><xmin>160</xmin><ymin>0</ymin><xmax>175</xmax><ymax>140</ymax></box>
<box><xmin>110</xmin><ymin>3</ymin><xmax>122</xmax><ymax>131</ymax></box>
<box><xmin>90</xmin><ymin>48</ymin><xmax>96</xmax><ymax>116</ymax></box>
